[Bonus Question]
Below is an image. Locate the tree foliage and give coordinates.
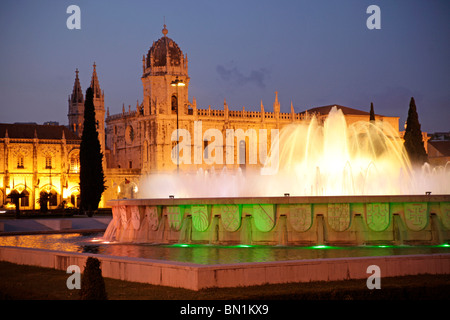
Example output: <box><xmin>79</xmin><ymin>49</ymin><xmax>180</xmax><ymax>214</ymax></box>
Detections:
<box><xmin>403</xmin><ymin>97</ymin><xmax>428</xmax><ymax>166</ymax></box>
<box><xmin>79</xmin><ymin>257</ymin><xmax>107</xmax><ymax>300</ymax></box>
<box><xmin>79</xmin><ymin>87</ymin><xmax>106</xmax><ymax>215</ymax></box>
<box><xmin>369</xmin><ymin>102</ymin><xmax>375</xmax><ymax>122</ymax></box>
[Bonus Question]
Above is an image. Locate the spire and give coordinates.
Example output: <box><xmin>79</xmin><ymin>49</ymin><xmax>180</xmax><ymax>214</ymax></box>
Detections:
<box><xmin>142</xmin><ymin>54</ymin><xmax>146</xmax><ymax>72</ymax></box>
<box><xmin>71</xmin><ymin>68</ymin><xmax>83</xmax><ymax>103</ymax></box>
<box><xmin>192</xmin><ymin>97</ymin><xmax>197</xmax><ymax>117</ymax></box>
<box><xmin>261</xmin><ymin>100</ymin><xmax>265</xmax><ymax>122</ymax></box>
<box><xmin>273</xmin><ymin>91</ymin><xmax>280</xmax><ymax>113</ymax></box>
<box><xmin>162</xmin><ymin>24</ymin><xmax>168</xmax><ymax>37</ymax></box>
<box><xmin>224</xmin><ymin>98</ymin><xmax>229</xmax><ymax>121</ymax></box>
<box><xmin>90</xmin><ymin>62</ymin><xmax>101</xmax><ymax>98</ymax></box>
<box><xmin>291</xmin><ymin>101</ymin><xmax>295</xmax><ymax>121</ymax></box>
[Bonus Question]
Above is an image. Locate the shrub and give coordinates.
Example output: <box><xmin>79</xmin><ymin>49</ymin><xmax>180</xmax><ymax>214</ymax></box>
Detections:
<box><xmin>79</xmin><ymin>257</ymin><xmax>107</xmax><ymax>300</ymax></box>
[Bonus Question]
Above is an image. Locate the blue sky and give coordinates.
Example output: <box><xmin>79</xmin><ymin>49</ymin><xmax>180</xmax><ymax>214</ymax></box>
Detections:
<box><xmin>0</xmin><ymin>0</ymin><xmax>449</xmax><ymax>132</ymax></box>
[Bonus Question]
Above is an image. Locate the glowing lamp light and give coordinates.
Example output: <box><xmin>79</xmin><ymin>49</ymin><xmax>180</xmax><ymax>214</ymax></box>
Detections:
<box><xmin>63</xmin><ymin>188</ymin><xmax>70</xmax><ymax>198</ymax></box>
<box><xmin>311</xmin><ymin>245</ymin><xmax>332</xmax><ymax>249</ymax></box>
<box><xmin>170</xmin><ymin>78</ymin><xmax>185</xmax><ymax>87</ymax></box>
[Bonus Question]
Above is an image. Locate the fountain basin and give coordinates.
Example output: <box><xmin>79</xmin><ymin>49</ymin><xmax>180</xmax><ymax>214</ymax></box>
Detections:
<box><xmin>105</xmin><ymin>194</ymin><xmax>450</xmax><ymax>246</ymax></box>
<box><xmin>0</xmin><ymin>245</ymin><xmax>448</xmax><ymax>290</ymax></box>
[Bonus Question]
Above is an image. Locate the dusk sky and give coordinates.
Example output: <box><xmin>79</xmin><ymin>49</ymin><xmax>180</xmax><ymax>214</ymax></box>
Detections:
<box><xmin>0</xmin><ymin>0</ymin><xmax>449</xmax><ymax>132</ymax></box>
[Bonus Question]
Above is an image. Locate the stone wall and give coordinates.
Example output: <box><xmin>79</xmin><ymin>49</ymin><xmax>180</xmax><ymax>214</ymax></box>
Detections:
<box><xmin>105</xmin><ymin>195</ymin><xmax>450</xmax><ymax>246</ymax></box>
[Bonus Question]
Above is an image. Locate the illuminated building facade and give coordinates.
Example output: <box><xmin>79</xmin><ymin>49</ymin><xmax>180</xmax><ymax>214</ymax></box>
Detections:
<box><xmin>0</xmin><ymin>123</ymin><xmax>81</xmax><ymax>210</ymax></box>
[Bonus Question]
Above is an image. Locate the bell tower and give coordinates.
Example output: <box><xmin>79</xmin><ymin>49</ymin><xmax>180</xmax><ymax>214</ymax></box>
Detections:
<box><xmin>68</xmin><ymin>68</ymin><xmax>84</xmax><ymax>137</ymax></box>
<box><xmin>89</xmin><ymin>63</ymin><xmax>106</xmax><ymax>157</ymax></box>
<box><xmin>141</xmin><ymin>25</ymin><xmax>190</xmax><ymax>116</ymax></box>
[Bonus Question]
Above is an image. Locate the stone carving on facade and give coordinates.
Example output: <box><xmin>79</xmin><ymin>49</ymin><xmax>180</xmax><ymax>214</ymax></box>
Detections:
<box><xmin>327</xmin><ymin>203</ymin><xmax>350</xmax><ymax>232</ymax></box>
<box><xmin>217</xmin><ymin>204</ymin><xmax>241</xmax><ymax>232</ymax></box>
<box><xmin>440</xmin><ymin>202</ymin><xmax>450</xmax><ymax>230</ymax></box>
<box><xmin>404</xmin><ymin>202</ymin><xmax>428</xmax><ymax>231</ymax></box>
<box><xmin>130</xmin><ymin>205</ymin><xmax>140</xmax><ymax>230</ymax></box>
<box><xmin>119</xmin><ymin>205</ymin><xmax>129</xmax><ymax>229</ymax></box>
<box><xmin>365</xmin><ymin>203</ymin><xmax>390</xmax><ymax>232</ymax></box>
<box><xmin>145</xmin><ymin>206</ymin><xmax>160</xmax><ymax>231</ymax></box>
<box><xmin>167</xmin><ymin>205</ymin><xmax>184</xmax><ymax>231</ymax></box>
<box><xmin>252</xmin><ymin>204</ymin><xmax>275</xmax><ymax>232</ymax></box>
<box><xmin>287</xmin><ymin>204</ymin><xmax>312</xmax><ymax>232</ymax></box>
<box><xmin>191</xmin><ymin>205</ymin><xmax>210</xmax><ymax>232</ymax></box>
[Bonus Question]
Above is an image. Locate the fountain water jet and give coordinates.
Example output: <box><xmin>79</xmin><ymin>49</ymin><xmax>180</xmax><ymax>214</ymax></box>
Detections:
<box><xmin>105</xmin><ymin>107</ymin><xmax>450</xmax><ymax>245</ymax></box>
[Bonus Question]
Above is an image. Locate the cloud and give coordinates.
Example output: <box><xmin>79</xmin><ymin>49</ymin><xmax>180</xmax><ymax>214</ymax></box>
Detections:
<box><xmin>216</xmin><ymin>64</ymin><xmax>269</xmax><ymax>89</ymax></box>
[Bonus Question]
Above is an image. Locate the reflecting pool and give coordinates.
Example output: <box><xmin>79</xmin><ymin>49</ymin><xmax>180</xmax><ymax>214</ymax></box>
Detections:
<box><xmin>0</xmin><ymin>233</ymin><xmax>448</xmax><ymax>265</ymax></box>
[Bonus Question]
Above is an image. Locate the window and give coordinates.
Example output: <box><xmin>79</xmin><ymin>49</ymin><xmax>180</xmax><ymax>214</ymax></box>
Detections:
<box><xmin>172</xmin><ymin>141</ymin><xmax>178</xmax><ymax>162</ymax></box>
<box><xmin>49</xmin><ymin>191</ymin><xmax>58</xmax><ymax>207</ymax></box>
<box><xmin>20</xmin><ymin>190</ymin><xmax>29</xmax><ymax>207</ymax></box>
<box><xmin>129</xmin><ymin>161</ymin><xmax>132</xmax><ymax>169</ymax></box>
<box><xmin>204</xmin><ymin>140</ymin><xmax>209</xmax><ymax>160</ymax></box>
<box><xmin>70</xmin><ymin>155</ymin><xmax>80</xmax><ymax>172</ymax></box>
<box><xmin>239</xmin><ymin>140</ymin><xmax>246</xmax><ymax>167</ymax></box>
<box><xmin>45</xmin><ymin>156</ymin><xmax>52</xmax><ymax>169</ymax></box>
<box><xmin>17</xmin><ymin>155</ymin><xmax>24</xmax><ymax>169</ymax></box>
<box><xmin>171</xmin><ymin>95</ymin><xmax>178</xmax><ymax>113</ymax></box>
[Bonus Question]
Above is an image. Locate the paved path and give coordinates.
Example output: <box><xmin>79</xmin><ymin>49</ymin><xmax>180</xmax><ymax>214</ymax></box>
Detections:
<box><xmin>0</xmin><ymin>216</ymin><xmax>112</xmax><ymax>235</ymax></box>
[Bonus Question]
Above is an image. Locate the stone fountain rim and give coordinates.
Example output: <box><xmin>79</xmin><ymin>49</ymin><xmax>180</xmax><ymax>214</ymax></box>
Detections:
<box><xmin>107</xmin><ymin>194</ymin><xmax>450</xmax><ymax>207</ymax></box>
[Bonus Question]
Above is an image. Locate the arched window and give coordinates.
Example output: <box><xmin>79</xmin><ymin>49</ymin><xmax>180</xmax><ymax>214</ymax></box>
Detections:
<box><xmin>49</xmin><ymin>191</ymin><xmax>58</xmax><ymax>207</ymax></box>
<box><xmin>171</xmin><ymin>95</ymin><xmax>178</xmax><ymax>113</ymax></box>
<box><xmin>70</xmin><ymin>153</ymin><xmax>80</xmax><ymax>172</ymax></box>
<box><xmin>239</xmin><ymin>140</ymin><xmax>246</xmax><ymax>166</ymax></box>
<box><xmin>204</xmin><ymin>139</ymin><xmax>209</xmax><ymax>160</ymax></box>
<box><xmin>45</xmin><ymin>155</ymin><xmax>52</xmax><ymax>169</ymax></box>
<box><xmin>20</xmin><ymin>190</ymin><xmax>29</xmax><ymax>207</ymax></box>
<box><xmin>70</xmin><ymin>193</ymin><xmax>80</xmax><ymax>208</ymax></box>
<box><xmin>17</xmin><ymin>155</ymin><xmax>24</xmax><ymax>169</ymax></box>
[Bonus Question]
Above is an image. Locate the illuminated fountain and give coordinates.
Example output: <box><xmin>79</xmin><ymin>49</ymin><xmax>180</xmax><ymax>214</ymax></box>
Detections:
<box><xmin>105</xmin><ymin>107</ymin><xmax>450</xmax><ymax>246</ymax></box>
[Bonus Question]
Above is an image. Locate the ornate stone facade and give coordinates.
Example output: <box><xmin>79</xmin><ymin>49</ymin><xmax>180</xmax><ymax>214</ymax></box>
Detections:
<box><xmin>105</xmin><ymin>25</ymin><xmax>401</xmax><ymax>177</ymax></box>
<box><xmin>0</xmin><ymin>123</ymin><xmax>81</xmax><ymax>210</ymax></box>
<box><xmin>0</xmin><ymin>25</ymin><xmax>405</xmax><ymax>209</ymax></box>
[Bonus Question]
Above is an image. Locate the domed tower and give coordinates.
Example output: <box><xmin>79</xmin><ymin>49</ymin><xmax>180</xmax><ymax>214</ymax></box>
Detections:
<box><xmin>141</xmin><ymin>24</ymin><xmax>190</xmax><ymax>116</ymax></box>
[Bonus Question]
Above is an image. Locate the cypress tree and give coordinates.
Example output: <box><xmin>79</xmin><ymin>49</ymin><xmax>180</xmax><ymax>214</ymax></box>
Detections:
<box><xmin>79</xmin><ymin>257</ymin><xmax>107</xmax><ymax>300</ymax></box>
<box><xmin>79</xmin><ymin>87</ymin><xmax>106</xmax><ymax>216</ymax></box>
<box><xmin>369</xmin><ymin>102</ymin><xmax>375</xmax><ymax>121</ymax></box>
<box><xmin>403</xmin><ymin>97</ymin><xmax>428</xmax><ymax>166</ymax></box>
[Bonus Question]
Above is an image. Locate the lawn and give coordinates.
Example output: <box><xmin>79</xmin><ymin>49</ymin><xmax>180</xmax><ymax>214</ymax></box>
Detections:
<box><xmin>0</xmin><ymin>261</ymin><xmax>448</xmax><ymax>300</ymax></box>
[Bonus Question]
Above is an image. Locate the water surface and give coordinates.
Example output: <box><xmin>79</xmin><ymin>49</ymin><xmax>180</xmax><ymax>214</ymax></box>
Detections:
<box><xmin>0</xmin><ymin>233</ymin><xmax>448</xmax><ymax>265</ymax></box>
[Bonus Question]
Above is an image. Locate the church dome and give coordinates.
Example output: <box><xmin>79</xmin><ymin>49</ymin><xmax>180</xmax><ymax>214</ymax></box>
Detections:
<box><xmin>146</xmin><ymin>25</ymin><xmax>183</xmax><ymax>68</ymax></box>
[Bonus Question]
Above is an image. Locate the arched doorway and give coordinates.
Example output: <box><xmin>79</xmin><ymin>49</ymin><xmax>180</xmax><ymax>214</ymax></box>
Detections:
<box><xmin>70</xmin><ymin>191</ymin><xmax>80</xmax><ymax>208</ymax></box>
<box><xmin>118</xmin><ymin>180</ymin><xmax>138</xmax><ymax>199</ymax></box>
<box><xmin>9</xmin><ymin>185</ymin><xmax>32</xmax><ymax>210</ymax></box>
<box><xmin>39</xmin><ymin>185</ymin><xmax>59</xmax><ymax>211</ymax></box>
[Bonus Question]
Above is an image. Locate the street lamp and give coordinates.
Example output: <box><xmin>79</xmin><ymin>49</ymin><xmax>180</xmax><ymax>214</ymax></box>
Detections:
<box><xmin>170</xmin><ymin>77</ymin><xmax>185</xmax><ymax>173</ymax></box>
